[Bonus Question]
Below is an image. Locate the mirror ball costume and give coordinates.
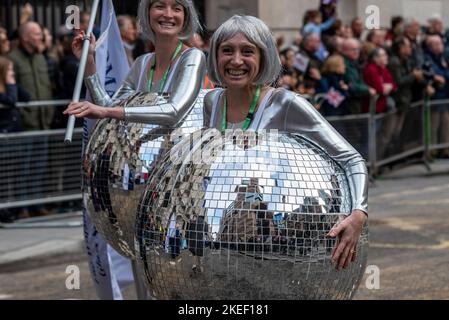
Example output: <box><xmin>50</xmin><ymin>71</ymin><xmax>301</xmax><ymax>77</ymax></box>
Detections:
<box><xmin>204</xmin><ymin>88</ymin><xmax>368</xmax><ymax>214</ymax></box>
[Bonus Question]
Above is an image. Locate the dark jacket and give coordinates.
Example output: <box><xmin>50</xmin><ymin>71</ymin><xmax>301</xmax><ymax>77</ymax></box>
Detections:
<box><xmin>54</xmin><ymin>54</ymin><xmax>84</xmax><ymax>129</ymax></box>
<box><xmin>424</xmin><ymin>51</ymin><xmax>449</xmax><ymax>111</ymax></box>
<box><xmin>406</xmin><ymin>36</ymin><xmax>425</xmax><ymax>69</ymax></box>
<box><xmin>388</xmin><ymin>55</ymin><xmax>418</xmax><ymax>112</ymax></box>
<box><xmin>60</xmin><ymin>54</ymin><xmax>85</xmax><ymax>99</ymax></box>
<box><xmin>298</xmin><ymin>48</ymin><xmax>322</xmax><ymax>90</ymax></box>
<box><xmin>8</xmin><ymin>46</ymin><xmax>54</xmax><ymax>130</ymax></box>
<box><xmin>343</xmin><ymin>56</ymin><xmax>371</xmax><ymax>114</ymax></box>
<box><xmin>316</xmin><ymin>72</ymin><xmax>349</xmax><ymax>116</ymax></box>
<box><xmin>0</xmin><ymin>84</ymin><xmax>31</xmax><ymax>133</ymax></box>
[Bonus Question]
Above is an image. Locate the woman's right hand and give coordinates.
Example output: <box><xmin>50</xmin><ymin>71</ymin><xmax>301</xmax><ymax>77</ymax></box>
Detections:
<box><xmin>72</xmin><ymin>30</ymin><xmax>97</xmax><ymax>77</ymax></box>
<box><xmin>72</xmin><ymin>30</ymin><xmax>96</xmax><ymax>61</ymax></box>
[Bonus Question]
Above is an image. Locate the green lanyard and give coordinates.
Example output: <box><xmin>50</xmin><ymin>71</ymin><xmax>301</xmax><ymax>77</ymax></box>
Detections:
<box><xmin>147</xmin><ymin>41</ymin><xmax>183</xmax><ymax>93</ymax></box>
<box><xmin>221</xmin><ymin>85</ymin><xmax>261</xmax><ymax>134</ymax></box>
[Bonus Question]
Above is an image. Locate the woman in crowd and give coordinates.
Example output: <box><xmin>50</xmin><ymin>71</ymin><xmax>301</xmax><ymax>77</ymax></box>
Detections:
<box><xmin>364</xmin><ymin>47</ymin><xmax>398</xmax><ymax>158</ymax></box>
<box><xmin>204</xmin><ymin>15</ymin><xmax>368</xmax><ymax>271</ymax></box>
<box><xmin>0</xmin><ymin>56</ymin><xmax>31</xmax><ymax>221</ymax></box>
<box><xmin>63</xmin><ymin>0</ymin><xmax>206</xmax><ymax>300</ymax></box>
<box><xmin>0</xmin><ymin>56</ymin><xmax>30</xmax><ymax>133</ymax></box>
<box><xmin>363</xmin><ymin>47</ymin><xmax>397</xmax><ymax>114</ymax></box>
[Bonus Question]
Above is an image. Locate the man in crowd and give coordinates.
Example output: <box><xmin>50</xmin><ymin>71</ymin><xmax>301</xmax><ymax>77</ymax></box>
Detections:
<box><xmin>427</xmin><ymin>16</ymin><xmax>445</xmax><ymax>40</ymax></box>
<box><xmin>79</xmin><ymin>11</ymin><xmax>101</xmax><ymax>38</ymax></box>
<box><xmin>341</xmin><ymin>38</ymin><xmax>376</xmax><ymax>114</ymax></box>
<box><xmin>298</xmin><ymin>32</ymin><xmax>324</xmax><ymax>93</ymax></box>
<box><xmin>350</xmin><ymin>17</ymin><xmax>364</xmax><ymax>40</ymax></box>
<box><xmin>8</xmin><ymin>21</ymin><xmax>53</xmax><ymax>217</ymax></box>
<box><xmin>388</xmin><ymin>37</ymin><xmax>427</xmax><ymax>151</ymax></box>
<box><xmin>426</xmin><ymin>16</ymin><xmax>449</xmax><ymax>58</ymax></box>
<box><xmin>8</xmin><ymin>21</ymin><xmax>53</xmax><ymax>130</ymax></box>
<box><xmin>424</xmin><ymin>35</ymin><xmax>449</xmax><ymax>158</ymax></box>
<box><xmin>362</xmin><ymin>29</ymin><xmax>386</xmax><ymax>63</ymax></box>
<box><xmin>404</xmin><ymin>18</ymin><xmax>424</xmax><ymax>68</ymax></box>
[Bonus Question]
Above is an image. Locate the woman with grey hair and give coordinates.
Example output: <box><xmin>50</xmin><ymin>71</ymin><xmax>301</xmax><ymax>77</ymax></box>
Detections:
<box><xmin>63</xmin><ymin>0</ymin><xmax>206</xmax><ymax>300</ymax></box>
<box><xmin>204</xmin><ymin>15</ymin><xmax>369</xmax><ymax>271</ymax></box>
<box><xmin>65</xmin><ymin>0</ymin><xmax>206</xmax><ymax>126</ymax></box>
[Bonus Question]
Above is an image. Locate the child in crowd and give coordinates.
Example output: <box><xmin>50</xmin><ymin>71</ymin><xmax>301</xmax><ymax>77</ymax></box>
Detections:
<box><xmin>316</xmin><ymin>54</ymin><xmax>349</xmax><ymax>116</ymax></box>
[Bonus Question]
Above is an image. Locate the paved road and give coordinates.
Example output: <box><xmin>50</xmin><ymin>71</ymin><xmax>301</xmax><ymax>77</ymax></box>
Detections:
<box><xmin>1</xmin><ymin>161</ymin><xmax>448</xmax><ymax>300</ymax></box>
<box><xmin>355</xmin><ymin>161</ymin><xmax>449</xmax><ymax>300</ymax></box>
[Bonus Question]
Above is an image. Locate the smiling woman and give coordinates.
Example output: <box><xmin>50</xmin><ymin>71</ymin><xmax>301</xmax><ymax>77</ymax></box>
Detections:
<box><xmin>139</xmin><ymin>0</ymin><xmax>199</xmax><ymax>43</ymax></box>
<box><xmin>62</xmin><ymin>0</ymin><xmax>207</xmax><ymax>300</ymax></box>
<box><xmin>208</xmin><ymin>16</ymin><xmax>281</xmax><ymax>89</ymax></box>
<box><xmin>217</xmin><ymin>34</ymin><xmax>261</xmax><ymax>89</ymax></box>
<box><xmin>64</xmin><ymin>0</ymin><xmax>206</xmax><ymax>125</ymax></box>
<box><xmin>204</xmin><ymin>15</ymin><xmax>369</xmax><ymax>273</ymax></box>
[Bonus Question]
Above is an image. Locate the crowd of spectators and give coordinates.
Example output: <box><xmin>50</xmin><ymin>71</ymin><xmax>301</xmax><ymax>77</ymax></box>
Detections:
<box><xmin>0</xmin><ymin>4</ymin><xmax>151</xmax><ymax>134</ymax></box>
<box><xmin>1</xmin><ymin>1</ymin><xmax>449</xmax><ymax>220</ymax></box>
<box><xmin>276</xmin><ymin>1</ymin><xmax>449</xmax><ymax>159</ymax></box>
<box><xmin>1</xmin><ymin>2</ymin><xmax>448</xmax><ymax>155</ymax></box>
<box><xmin>0</xmin><ymin>3</ymin><xmax>153</xmax><ymax>220</ymax></box>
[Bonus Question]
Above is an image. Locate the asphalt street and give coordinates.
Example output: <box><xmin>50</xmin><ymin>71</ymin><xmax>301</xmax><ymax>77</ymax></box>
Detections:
<box><xmin>1</xmin><ymin>160</ymin><xmax>448</xmax><ymax>300</ymax></box>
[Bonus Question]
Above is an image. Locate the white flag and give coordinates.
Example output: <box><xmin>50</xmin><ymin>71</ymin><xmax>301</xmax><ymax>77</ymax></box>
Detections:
<box><xmin>82</xmin><ymin>0</ymin><xmax>134</xmax><ymax>300</ymax></box>
<box><xmin>95</xmin><ymin>0</ymin><xmax>130</xmax><ymax>97</ymax></box>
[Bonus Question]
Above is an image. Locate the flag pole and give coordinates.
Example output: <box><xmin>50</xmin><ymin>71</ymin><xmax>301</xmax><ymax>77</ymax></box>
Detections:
<box><xmin>64</xmin><ymin>0</ymin><xmax>101</xmax><ymax>144</ymax></box>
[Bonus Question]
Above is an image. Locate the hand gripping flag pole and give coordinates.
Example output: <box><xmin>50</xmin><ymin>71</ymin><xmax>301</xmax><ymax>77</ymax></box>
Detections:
<box><xmin>64</xmin><ymin>0</ymin><xmax>101</xmax><ymax>144</ymax></box>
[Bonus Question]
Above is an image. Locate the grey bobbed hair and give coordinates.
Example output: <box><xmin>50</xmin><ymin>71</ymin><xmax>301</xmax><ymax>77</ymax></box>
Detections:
<box><xmin>208</xmin><ymin>15</ymin><xmax>282</xmax><ymax>87</ymax></box>
<box><xmin>137</xmin><ymin>0</ymin><xmax>201</xmax><ymax>43</ymax></box>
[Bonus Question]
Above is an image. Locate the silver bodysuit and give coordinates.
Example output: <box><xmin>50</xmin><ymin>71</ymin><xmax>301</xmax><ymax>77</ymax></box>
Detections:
<box><xmin>84</xmin><ymin>47</ymin><xmax>206</xmax><ymax>125</ymax></box>
<box><xmin>204</xmin><ymin>88</ymin><xmax>369</xmax><ymax>214</ymax></box>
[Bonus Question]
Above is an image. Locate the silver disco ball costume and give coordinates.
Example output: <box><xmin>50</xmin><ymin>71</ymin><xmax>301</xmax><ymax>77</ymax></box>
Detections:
<box><xmin>135</xmin><ymin>130</ymin><xmax>369</xmax><ymax>300</ymax></box>
<box><xmin>82</xmin><ymin>47</ymin><xmax>207</xmax><ymax>258</ymax></box>
<box><xmin>83</xmin><ymin>91</ymin><xmax>206</xmax><ymax>258</ymax></box>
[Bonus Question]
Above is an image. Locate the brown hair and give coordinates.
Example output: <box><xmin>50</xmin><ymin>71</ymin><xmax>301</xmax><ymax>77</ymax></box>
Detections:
<box><xmin>0</xmin><ymin>56</ymin><xmax>12</xmax><ymax>93</ymax></box>
<box><xmin>303</xmin><ymin>10</ymin><xmax>321</xmax><ymax>26</ymax></box>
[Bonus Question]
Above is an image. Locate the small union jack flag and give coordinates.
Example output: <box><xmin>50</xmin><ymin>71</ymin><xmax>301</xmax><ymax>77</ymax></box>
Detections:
<box><xmin>326</xmin><ymin>87</ymin><xmax>346</xmax><ymax>108</ymax></box>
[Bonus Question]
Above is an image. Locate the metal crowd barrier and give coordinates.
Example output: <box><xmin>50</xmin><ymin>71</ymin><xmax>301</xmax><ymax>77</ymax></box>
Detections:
<box><xmin>0</xmin><ymin>97</ymin><xmax>448</xmax><ymax>214</ymax></box>
<box><xmin>303</xmin><ymin>93</ymin><xmax>373</xmax><ymax>167</ymax></box>
<box><xmin>426</xmin><ymin>99</ymin><xmax>449</xmax><ymax>154</ymax></box>
<box><xmin>0</xmin><ymin>128</ymin><xmax>83</xmax><ymax>210</ymax></box>
<box><xmin>0</xmin><ymin>100</ymin><xmax>82</xmax><ymax>213</ymax></box>
<box><xmin>303</xmin><ymin>94</ymin><xmax>448</xmax><ymax>178</ymax></box>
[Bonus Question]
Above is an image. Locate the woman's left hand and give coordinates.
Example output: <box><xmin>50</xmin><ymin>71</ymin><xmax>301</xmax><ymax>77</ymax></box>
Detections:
<box><xmin>327</xmin><ymin>210</ymin><xmax>367</xmax><ymax>271</ymax></box>
<box><xmin>63</xmin><ymin>101</ymin><xmax>108</xmax><ymax>119</ymax></box>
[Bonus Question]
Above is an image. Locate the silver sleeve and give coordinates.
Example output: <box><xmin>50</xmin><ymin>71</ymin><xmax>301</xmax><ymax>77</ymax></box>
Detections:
<box><xmin>202</xmin><ymin>90</ymin><xmax>216</xmax><ymax>127</ymax></box>
<box><xmin>124</xmin><ymin>49</ymin><xmax>206</xmax><ymax>126</ymax></box>
<box><xmin>84</xmin><ymin>73</ymin><xmax>136</xmax><ymax>107</ymax></box>
<box><xmin>83</xmin><ymin>55</ymin><xmax>150</xmax><ymax>106</ymax></box>
<box><xmin>285</xmin><ymin>94</ymin><xmax>369</xmax><ymax>215</ymax></box>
